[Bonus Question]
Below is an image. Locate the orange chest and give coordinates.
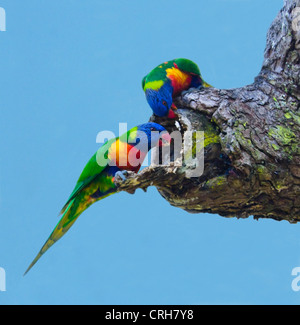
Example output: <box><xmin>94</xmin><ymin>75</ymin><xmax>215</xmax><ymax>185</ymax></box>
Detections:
<box><xmin>108</xmin><ymin>139</ymin><xmax>146</xmax><ymax>171</ymax></box>
<box><xmin>166</xmin><ymin>67</ymin><xmax>192</xmax><ymax>96</ymax></box>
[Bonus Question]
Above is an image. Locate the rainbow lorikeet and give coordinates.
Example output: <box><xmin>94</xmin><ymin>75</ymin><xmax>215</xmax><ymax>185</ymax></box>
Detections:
<box><xmin>142</xmin><ymin>58</ymin><xmax>212</xmax><ymax>118</ymax></box>
<box><xmin>24</xmin><ymin>122</ymin><xmax>171</xmax><ymax>275</ymax></box>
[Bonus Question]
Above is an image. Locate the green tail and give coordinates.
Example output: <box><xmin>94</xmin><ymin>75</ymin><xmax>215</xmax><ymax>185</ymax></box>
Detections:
<box><xmin>24</xmin><ymin>161</ymin><xmax>118</xmax><ymax>275</ymax></box>
<box><xmin>24</xmin><ymin>199</ymin><xmax>79</xmax><ymax>275</ymax></box>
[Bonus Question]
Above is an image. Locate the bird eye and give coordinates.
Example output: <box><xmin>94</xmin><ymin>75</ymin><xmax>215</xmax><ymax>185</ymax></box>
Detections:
<box><xmin>162</xmin><ymin>100</ymin><xmax>167</xmax><ymax>107</ymax></box>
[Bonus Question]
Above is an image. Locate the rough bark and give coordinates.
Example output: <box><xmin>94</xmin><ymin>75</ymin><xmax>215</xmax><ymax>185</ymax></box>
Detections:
<box><xmin>116</xmin><ymin>0</ymin><xmax>300</xmax><ymax>223</ymax></box>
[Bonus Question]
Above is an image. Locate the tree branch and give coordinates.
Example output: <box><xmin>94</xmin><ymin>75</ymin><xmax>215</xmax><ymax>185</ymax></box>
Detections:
<box><xmin>116</xmin><ymin>0</ymin><xmax>300</xmax><ymax>223</ymax></box>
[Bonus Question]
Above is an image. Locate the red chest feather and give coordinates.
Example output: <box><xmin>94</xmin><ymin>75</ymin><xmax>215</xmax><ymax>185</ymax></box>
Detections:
<box><xmin>108</xmin><ymin>140</ymin><xmax>146</xmax><ymax>172</ymax></box>
<box><xmin>166</xmin><ymin>67</ymin><xmax>192</xmax><ymax>96</ymax></box>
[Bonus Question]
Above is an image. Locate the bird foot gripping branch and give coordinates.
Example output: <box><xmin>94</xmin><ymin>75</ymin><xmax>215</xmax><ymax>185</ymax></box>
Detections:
<box><xmin>114</xmin><ymin>170</ymin><xmax>141</xmax><ymax>194</ymax></box>
<box><xmin>114</xmin><ymin>170</ymin><xmax>129</xmax><ymax>182</ymax></box>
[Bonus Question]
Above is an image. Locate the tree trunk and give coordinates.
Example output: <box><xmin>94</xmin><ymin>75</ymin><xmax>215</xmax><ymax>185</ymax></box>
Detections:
<box><xmin>116</xmin><ymin>0</ymin><xmax>300</xmax><ymax>223</ymax></box>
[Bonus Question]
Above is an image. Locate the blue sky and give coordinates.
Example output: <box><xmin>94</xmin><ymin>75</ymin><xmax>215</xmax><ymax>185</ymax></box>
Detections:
<box><xmin>1</xmin><ymin>0</ymin><xmax>300</xmax><ymax>305</ymax></box>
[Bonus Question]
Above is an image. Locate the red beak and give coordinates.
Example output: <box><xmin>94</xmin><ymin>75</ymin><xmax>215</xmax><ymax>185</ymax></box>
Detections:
<box><xmin>167</xmin><ymin>109</ymin><xmax>177</xmax><ymax>119</ymax></box>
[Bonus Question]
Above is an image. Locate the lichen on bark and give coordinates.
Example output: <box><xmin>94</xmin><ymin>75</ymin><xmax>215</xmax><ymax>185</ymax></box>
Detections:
<box><xmin>115</xmin><ymin>0</ymin><xmax>300</xmax><ymax>223</ymax></box>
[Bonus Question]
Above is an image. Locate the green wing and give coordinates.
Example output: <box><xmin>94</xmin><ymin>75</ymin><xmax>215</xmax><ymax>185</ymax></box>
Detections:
<box><xmin>174</xmin><ymin>58</ymin><xmax>212</xmax><ymax>87</ymax></box>
<box><xmin>60</xmin><ymin>137</ymin><xmax>117</xmax><ymax>213</ymax></box>
<box><xmin>173</xmin><ymin>58</ymin><xmax>201</xmax><ymax>76</ymax></box>
<box><xmin>142</xmin><ymin>58</ymin><xmax>201</xmax><ymax>91</ymax></box>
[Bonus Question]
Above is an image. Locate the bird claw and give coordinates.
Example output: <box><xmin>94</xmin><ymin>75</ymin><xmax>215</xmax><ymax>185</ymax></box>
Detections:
<box><xmin>114</xmin><ymin>170</ymin><xmax>129</xmax><ymax>183</ymax></box>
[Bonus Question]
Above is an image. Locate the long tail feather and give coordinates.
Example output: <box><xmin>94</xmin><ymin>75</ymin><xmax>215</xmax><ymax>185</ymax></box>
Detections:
<box><xmin>24</xmin><ymin>199</ymin><xmax>78</xmax><ymax>275</ymax></box>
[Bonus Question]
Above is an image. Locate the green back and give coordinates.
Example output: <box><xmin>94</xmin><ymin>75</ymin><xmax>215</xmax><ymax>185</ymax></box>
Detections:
<box><xmin>142</xmin><ymin>58</ymin><xmax>201</xmax><ymax>90</ymax></box>
<box><xmin>173</xmin><ymin>58</ymin><xmax>201</xmax><ymax>76</ymax></box>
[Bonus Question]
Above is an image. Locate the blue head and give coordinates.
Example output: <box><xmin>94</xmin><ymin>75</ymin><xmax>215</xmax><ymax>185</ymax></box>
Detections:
<box><xmin>131</xmin><ymin>122</ymin><xmax>171</xmax><ymax>152</ymax></box>
<box><xmin>145</xmin><ymin>83</ymin><xmax>173</xmax><ymax>117</ymax></box>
